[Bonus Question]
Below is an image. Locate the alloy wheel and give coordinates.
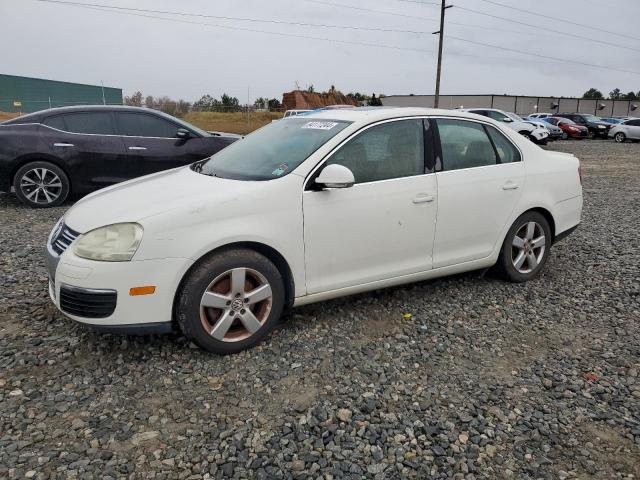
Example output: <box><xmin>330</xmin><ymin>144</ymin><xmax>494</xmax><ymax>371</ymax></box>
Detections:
<box><xmin>19</xmin><ymin>167</ymin><xmax>63</xmax><ymax>205</ymax></box>
<box><xmin>511</xmin><ymin>221</ymin><xmax>546</xmax><ymax>274</ymax></box>
<box><xmin>615</xmin><ymin>133</ymin><xmax>625</xmax><ymax>143</ymax></box>
<box><xmin>200</xmin><ymin>267</ymin><xmax>273</xmax><ymax>342</ymax></box>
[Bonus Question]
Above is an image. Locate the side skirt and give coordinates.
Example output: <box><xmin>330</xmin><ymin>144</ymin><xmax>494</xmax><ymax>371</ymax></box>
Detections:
<box><xmin>293</xmin><ymin>257</ymin><xmax>496</xmax><ymax>307</ymax></box>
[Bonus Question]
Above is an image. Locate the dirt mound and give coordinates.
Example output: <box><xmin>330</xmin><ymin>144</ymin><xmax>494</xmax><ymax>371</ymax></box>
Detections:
<box><xmin>282</xmin><ymin>90</ymin><xmax>358</xmax><ymax>110</ymax></box>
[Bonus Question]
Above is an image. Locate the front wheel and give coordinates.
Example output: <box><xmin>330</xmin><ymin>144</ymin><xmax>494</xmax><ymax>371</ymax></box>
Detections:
<box><xmin>176</xmin><ymin>249</ymin><xmax>285</xmax><ymax>354</ymax></box>
<box><xmin>494</xmin><ymin>212</ymin><xmax>552</xmax><ymax>283</ymax></box>
<box><xmin>14</xmin><ymin>161</ymin><xmax>70</xmax><ymax>208</ymax></box>
<box><xmin>614</xmin><ymin>132</ymin><xmax>626</xmax><ymax>143</ymax></box>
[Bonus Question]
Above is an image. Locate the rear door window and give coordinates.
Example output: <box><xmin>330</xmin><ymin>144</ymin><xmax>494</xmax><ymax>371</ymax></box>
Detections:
<box><xmin>436</xmin><ymin>119</ymin><xmax>498</xmax><ymax>171</ymax></box>
<box><xmin>485</xmin><ymin>126</ymin><xmax>521</xmax><ymax>163</ymax></box>
<box><xmin>62</xmin><ymin>112</ymin><xmax>115</xmax><ymax>135</ymax></box>
<box><xmin>116</xmin><ymin>113</ymin><xmax>179</xmax><ymax>138</ymax></box>
<box><xmin>42</xmin><ymin>115</ymin><xmax>66</xmax><ymax>131</ymax></box>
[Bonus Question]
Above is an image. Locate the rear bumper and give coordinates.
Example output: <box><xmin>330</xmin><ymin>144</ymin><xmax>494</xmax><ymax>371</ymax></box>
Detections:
<box><xmin>554</xmin><ymin>224</ymin><xmax>579</xmax><ymax>244</ymax></box>
<box><xmin>552</xmin><ymin>195</ymin><xmax>582</xmax><ymax>240</ymax></box>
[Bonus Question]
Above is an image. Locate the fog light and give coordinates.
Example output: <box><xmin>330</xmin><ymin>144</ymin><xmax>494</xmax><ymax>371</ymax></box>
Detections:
<box><xmin>129</xmin><ymin>286</ymin><xmax>156</xmax><ymax>296</ymax></box>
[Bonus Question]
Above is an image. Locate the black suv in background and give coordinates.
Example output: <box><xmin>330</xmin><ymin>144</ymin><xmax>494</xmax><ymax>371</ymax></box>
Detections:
<box><xmin>0</xmin><ymin>106</ymin><xmax>237</xmax><ymax>207</ymax></box>
<box><xmin>556</xmin><ymin>113</ymin><xmax>612</xmax><ymax>139</ymax></box>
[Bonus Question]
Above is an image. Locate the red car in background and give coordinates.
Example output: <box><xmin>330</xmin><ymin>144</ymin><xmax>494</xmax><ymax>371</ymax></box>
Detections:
<box><xmin>544</xmin><ymin>117</ymin><xmax>590</xmax><ymax>139</ymax></box>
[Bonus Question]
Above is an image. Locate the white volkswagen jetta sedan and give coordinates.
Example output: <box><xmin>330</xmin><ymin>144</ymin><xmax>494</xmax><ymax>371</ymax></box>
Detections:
<box><xmin>45</xmin><ymin>108</ymin><xmax>582</xmax><ymax>354</ymax></box>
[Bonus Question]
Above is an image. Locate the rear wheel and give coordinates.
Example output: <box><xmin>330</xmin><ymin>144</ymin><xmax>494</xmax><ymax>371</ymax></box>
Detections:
<box><xmin>614</xmin><ymin>132</ymin><xmax>626</xmax><ymax>143</ymax></box>
<box><xmin>494</xmin><ymin>211</ymin><xmax>552</xmax><ymax>283</ymax></box>
<box><xmin>176</xmin><ymin>249</ymin><xmax>285</xmax><ymax>354</ymax></box>
<box><xmin>13</xmin><ymin>161</ymin><xmax>69</xmax><ymax>208</ymax></box>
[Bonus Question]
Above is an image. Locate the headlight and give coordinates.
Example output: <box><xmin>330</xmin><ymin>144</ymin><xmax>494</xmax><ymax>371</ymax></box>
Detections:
<box><xmin>74</xmin><ymin>223</ymin><xmax>143</xmax><ymax>262</ymax></box>
<box><xmin>598</xmin><ymin>125</ymin><xmax>605</xmax><ymax>129</ymax></box>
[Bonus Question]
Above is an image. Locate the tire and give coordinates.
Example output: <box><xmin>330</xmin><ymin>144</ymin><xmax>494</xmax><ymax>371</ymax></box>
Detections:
<box><xmin>614</xmin><ymin>132</ymin><xmax>626</xmax><ymax>143</ymax></box>
<box><xmin>176</xmin><ymin>248</ymin><xmax>285</xmax><ymax>354</ymax></box>
<box><xmin>589</xmin><ymin>130</ymin><xmax>597</xmax><ymax>140</ymax></box>
<box><xmin>13</xmin><ymin>161</ymin><xmax>70</xmax><ymax>208</ymax></box>
<box><xmin>494</xmin><ymin>211</ymin><xmax>552</xmax><ymax>283</ymax></box>
<box><xmin>561</xmin><ymin>132</ymin><xmax>569</xmax><ymax>140</ymax></box>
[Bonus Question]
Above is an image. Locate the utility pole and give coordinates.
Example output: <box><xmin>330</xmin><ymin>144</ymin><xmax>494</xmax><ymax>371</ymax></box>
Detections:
<box><xmin>433</xmin><ymin>0</ymin><xmax>452</xmax><ymax>108</ymax></box>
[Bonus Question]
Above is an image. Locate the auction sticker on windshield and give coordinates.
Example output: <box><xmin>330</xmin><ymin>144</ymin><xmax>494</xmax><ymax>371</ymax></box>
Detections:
<box><xmin>302</xmin><ymin>121</ymin><xmax>339</xmax><ymax>130</ymax></box>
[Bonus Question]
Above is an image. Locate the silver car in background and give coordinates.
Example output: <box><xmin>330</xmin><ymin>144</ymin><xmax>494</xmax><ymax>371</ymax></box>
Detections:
<box><xmin>608</xmin><ymin>118</ymin><xmax>640</xmax><ymax>143</ymax></box>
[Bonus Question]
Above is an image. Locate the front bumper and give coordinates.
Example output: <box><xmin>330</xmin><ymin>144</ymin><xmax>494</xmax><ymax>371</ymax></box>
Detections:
<box><xmin>530</xmin><ymin>130</ymin><xmax>550</xmax><ymax>142</ymax></box>
<box><xmin>46</xmin><ymin>246</ymin><xmax>194</xmax><ymax>330</ymax></box>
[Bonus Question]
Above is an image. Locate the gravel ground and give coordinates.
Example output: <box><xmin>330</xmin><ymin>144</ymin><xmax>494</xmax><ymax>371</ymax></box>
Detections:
<box><xmin>1</xmin><ymin>140</ymin><xmax>639</xmax><ymax>479</ymax></box>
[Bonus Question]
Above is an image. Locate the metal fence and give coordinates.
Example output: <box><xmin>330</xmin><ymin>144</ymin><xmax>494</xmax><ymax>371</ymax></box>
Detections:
<box><xmin>381</xmin><ymin>94</ymin><xmax>640</xmax><ymax>117</ymax></box>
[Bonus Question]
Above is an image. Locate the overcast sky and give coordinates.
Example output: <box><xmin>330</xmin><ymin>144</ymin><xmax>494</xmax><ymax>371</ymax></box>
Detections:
<box><xmin>2</xmin><ymin>0</ymin><xmax>639</xmax><ymax>103</ymax></box>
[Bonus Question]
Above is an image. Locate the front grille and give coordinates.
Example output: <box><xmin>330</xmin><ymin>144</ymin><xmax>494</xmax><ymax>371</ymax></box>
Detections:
<box><xmin>51</xmin><ymin>224</ymin><xmax>79</xmax><ymax>255</ymax></box>
<box><xmin>60</xmin><ymin>284</ymin><xmax>117</xmax><ymax>318</ymax></box>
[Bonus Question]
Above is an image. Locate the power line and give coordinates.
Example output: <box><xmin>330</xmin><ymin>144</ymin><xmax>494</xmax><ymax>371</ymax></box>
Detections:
<box><xmin>46</xmin><ymin>2</ymin><xmax>436</xmax><ymax>54</ymax></box>
<box><xmin>34</xmin><ymin>0</ymin><xmax>556</xmax><ymax>42</ymax></box>
<box><xmin>446</xmin><ymin>35</ymin><xmax>640</xmax><ymax>76</ymax></box>
<box><xmin>302</xmin><ymin>0</ymin><xmax>439</xmax><ymax>21</ymax></box>
<box><xmin>396</xmin><ymin>0</ymin><xmax>640</xmax><ymax>52</ymax></box>
<box><xmin>34</xmin><ymin>0</ymin><xmax>432</xmax><ymax>35</ymax></box>
<box><xmin>305</xmin><ymin>0</ymin><xmax>640</xmax><ymax>53</ymax></box>
<box><xmin>438</xmin><ymin>2</ymin><xmax>640</xmax><ymax>53</ymax></box>
<box><xmin>301</xmin><ymin>0</ymin><xmax>554</xmax><ymax>39</ymax></box>
<box><xmin>468</xmin><ymin>0</ymin><xmax>640</xmax><ymax>42</ymax></box>
<box><xmin>29</xmin><ymin>0</ymin><xmax>640</xmax><ymax>77</ymax></box>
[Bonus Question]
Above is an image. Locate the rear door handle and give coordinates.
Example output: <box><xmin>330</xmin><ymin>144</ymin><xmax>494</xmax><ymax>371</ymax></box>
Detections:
<box><xmin>53</xmin><ymin>142</ymin><xmax>74</xmax><ymax>147</ymax></box>
<box><xmin>128</xmin><ymin>146</ymin><xmax>147</xmax><ymax>151</ymax></box>
<box><xmin>413</xmin><ymin>194</ymin><xmax>435</xmax><ymax>204</ymax></box>
<box><xmin>503</xmin><ymin>182</ymin><xmax>519</xmax><ymax>191</ymax></box>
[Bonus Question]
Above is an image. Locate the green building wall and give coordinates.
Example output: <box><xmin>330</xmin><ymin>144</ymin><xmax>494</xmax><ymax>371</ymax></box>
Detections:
<box><xmin>0</xmin><ymin>74</ymin><xmax>122</xmax><ymax>113</ymax></box>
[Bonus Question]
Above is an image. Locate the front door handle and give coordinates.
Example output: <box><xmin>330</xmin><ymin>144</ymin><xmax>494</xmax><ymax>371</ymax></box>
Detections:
<box><xmin>413</xmin><ymin>194</ymin><xmax>435</xmax><ymax>204</ymax></box>
<box><xmin>503</xmin><ymin>182</ymin><xmax>519</xmax><ymax>191</ymax></box>
<box><xmin>128</xmin><ymin>146</ymin><xmax>147</xmax><ymax>151</ymax></box>
<box><xmin>53</xmin><ymin>142</ymin><xmax>74</xmax><ymax>147</ymax></box>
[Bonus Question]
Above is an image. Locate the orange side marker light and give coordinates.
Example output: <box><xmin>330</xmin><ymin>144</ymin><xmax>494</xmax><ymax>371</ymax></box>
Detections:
<box><xmin>130</xmin><ymin>286</ymin><xmax>156</xmax><ymax>296</ymax></box>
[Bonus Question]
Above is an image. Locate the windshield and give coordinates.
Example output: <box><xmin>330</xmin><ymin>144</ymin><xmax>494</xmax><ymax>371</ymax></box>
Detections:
<box><xmin>194</xmin><ymin>118</ymin><xmax>351</xmax><ymax>180</ymax></box>
<box><xmin>583</xmin><ymin>115</ymin><xmax>602</xmax><ymax>123</ymax></box>
<box><xmin>506</xmin><ymin>112</ymin><xmax>523</xmax><ymax>121</ymax></box>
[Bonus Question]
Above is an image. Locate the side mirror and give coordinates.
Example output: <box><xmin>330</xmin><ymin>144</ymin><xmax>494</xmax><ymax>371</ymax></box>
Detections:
<box><xmin>502</xmin><ymin>117</ymin><xmax>514</xmax><ymax>123</ymax></box>
<box><xmin>176</xmin><ymin>128</ymin><xmax>191</xmax><ymax>139</ymax></box>
<box><xmin>315</xmin><ymin>164</ymin><xmax>355</xmax><ymax>189</ymax></box>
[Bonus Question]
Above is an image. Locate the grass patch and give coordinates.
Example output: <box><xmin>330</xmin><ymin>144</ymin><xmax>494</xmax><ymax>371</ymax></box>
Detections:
<box><xmin>0</xmin><ymin>112</ymin><xmax>21</xmax><ymax>122</ymax></box>
<box><xmin>183</xmin><ymin>111</ymin><xmax>283</xmax><ymax>135</ymax></box>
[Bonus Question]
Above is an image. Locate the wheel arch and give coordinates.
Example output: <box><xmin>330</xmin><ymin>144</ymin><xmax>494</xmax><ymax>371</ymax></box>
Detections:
<box><xmin>10</xmin><ymin>155</ymin><xmax>73</xmax><ymax>192</ymax></box>
<box><xmin>522</xmin><ymin>206</ymin><xmax>556</xmax><ymax>240</ymax></box>
<box><xmin>172</xmin><ymin>241</ymin><xmax>296</xmax><ymax>324</ymax></box>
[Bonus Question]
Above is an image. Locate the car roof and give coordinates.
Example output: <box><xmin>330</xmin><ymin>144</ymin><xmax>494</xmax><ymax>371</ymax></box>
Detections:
<box><xmin>303</xmin><ymin>106</ymin><xmax>490</xmax><ymax>123</ymax></box>
<box><xmin>41</xmin><ymin>105</ymin><xmax>159</xmax><ymax>115</ymax></box>
<box><xmin>3</xmin><ymin>105</ymin><xmax>164</xmax><ymax>123</ymax></box>
<box><xmin>1</xmin><ymin>105</ymin><xmax>193</xmax><ymax>127</ymax></box>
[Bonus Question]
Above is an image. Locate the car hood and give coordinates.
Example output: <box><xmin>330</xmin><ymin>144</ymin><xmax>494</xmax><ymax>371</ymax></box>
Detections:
<box><xmin>64</xmin><ymin>167</ymin><xmax>265</xmax><ymax>233</ymax></box>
